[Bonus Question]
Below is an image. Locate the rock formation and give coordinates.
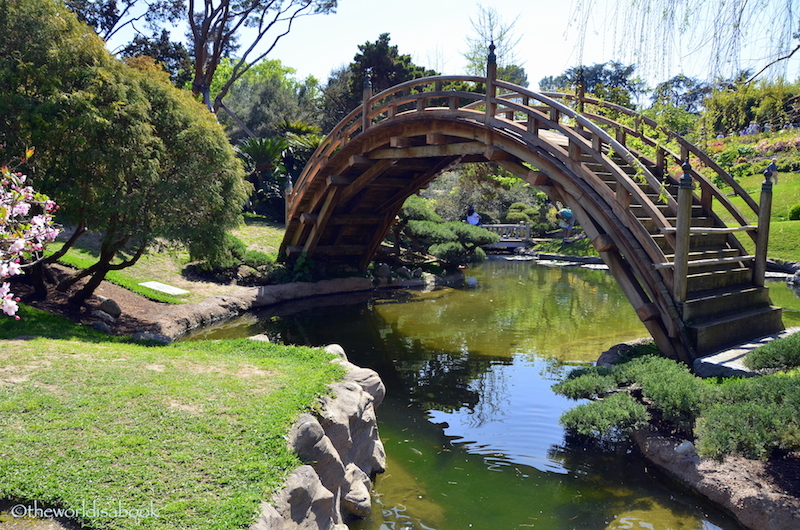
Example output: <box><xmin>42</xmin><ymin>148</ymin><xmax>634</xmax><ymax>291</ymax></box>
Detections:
<box><xmin>250</xmin><ymin>344</ymin><xmax>386</xmax><ymax>530</ymax></box>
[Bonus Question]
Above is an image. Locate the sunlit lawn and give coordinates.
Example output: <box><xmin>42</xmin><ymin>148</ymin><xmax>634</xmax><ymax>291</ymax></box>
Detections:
<box><xmin>0</xmin><ymin>306</ymin><xmax>343</xmax><ymax>530</ymax></box>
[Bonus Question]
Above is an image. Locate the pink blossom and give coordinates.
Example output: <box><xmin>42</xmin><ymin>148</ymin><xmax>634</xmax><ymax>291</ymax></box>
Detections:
<box><xmin>2</xmin><ymin>295</ymin><xmax>19</xmax><ymax>317</ymax></box>
<box><xmin>8</xmin><ymin>238</ymin><xmax>26</xmax><ymax>254</ymax></box>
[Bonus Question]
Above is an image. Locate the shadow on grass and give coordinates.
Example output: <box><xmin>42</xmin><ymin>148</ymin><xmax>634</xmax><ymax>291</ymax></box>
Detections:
<box><xmin>0</xmin><ymin>305</ymin><xmax>133</xmax><ymax>344</ymax></box>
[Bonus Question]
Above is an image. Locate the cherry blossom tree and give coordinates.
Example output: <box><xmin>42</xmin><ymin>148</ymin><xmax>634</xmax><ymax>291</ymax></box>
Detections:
<box><xmin>0</xmin><ymin>150</ymin><xmax>60</xmax><ymax>318</ymax></box>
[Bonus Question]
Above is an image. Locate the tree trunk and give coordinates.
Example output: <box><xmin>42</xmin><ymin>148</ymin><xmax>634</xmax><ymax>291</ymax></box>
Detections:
<box><xmin>70</xmin><ymin>264</ymin><xmax>111</xmax><ymax>305</ymax></box>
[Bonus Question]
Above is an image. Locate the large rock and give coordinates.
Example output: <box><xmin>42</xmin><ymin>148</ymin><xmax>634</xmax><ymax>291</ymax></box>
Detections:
<box><xmin>288</xmin><ymin>414</ymin><xmax>345</xmax><ymax>493</ymax></box>
<box><xmin>340</xmin><ymin>463</ymin><xmax>372</xmax><ymax>517</ymax></box>
<box><xmin>633</xmin><ymin>429</ymin><xmax>800</xmax><ymax>530</ymax></box>
<box><xmin>254</xmin><ymin>351</ymin><xmax>386</xmax><ymax>529</ymax></box>
<box><xmin>271</xmin><ymin>465</ymin><xmax>338</xmax><ymax>530</ymax></box>
<box><xmin>99</xmin><ymin>298</ymin><xmax>122</xmax><ymax>318</ymax></box>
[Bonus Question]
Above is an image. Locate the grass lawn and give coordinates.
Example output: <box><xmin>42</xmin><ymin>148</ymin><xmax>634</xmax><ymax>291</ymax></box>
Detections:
<box><xmin>0</xmin><ymin>306</ymin><xmax>344</xmax><ymax>530</ymax></box>
<box><xmin>713</xmin><ymin>170</ymin><xmax>800</xmax><ymax>262</ymax></box>
<box><xmin>48</xmin><ymin>214</ymin><xmax>286</xmax><ymax>305</ymax></box>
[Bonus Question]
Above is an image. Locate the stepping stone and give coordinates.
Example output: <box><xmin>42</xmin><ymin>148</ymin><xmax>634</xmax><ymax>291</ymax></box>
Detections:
<box><xmin>138</xmin><ymin>281</ymin><xmax>190</xmax><ymax>295</ymax></box>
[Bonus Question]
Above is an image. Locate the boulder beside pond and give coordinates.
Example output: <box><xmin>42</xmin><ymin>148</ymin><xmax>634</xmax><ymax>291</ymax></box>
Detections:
<box><xmin>253</xmin><ymin>344</ymin><xmax>386</xmax><ymax>530</ymax></box>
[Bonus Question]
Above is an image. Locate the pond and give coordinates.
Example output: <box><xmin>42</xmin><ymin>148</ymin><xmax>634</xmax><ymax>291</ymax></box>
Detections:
<box><xmin>188</xmin><ymin>258</ymin><xmax>800</xmax><ymax>529</ymax></box>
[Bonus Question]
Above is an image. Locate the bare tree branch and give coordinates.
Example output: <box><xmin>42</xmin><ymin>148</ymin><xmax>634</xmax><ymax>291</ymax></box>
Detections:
<box><xmin>745</xmin><ymin>43</ymin><xmax>800</xmax><ymax>84</ymax></box>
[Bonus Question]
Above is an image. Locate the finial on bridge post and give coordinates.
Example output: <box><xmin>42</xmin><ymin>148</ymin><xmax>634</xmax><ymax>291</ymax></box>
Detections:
<box><xmin>679</xmin><ymin>159</ymin><xmax>694</xmax><ymax>188</ymax></box>
<box><xmin>487</xmin><ymin>40</ymin><xmax>496</xmax><ymax>64</ymax></box>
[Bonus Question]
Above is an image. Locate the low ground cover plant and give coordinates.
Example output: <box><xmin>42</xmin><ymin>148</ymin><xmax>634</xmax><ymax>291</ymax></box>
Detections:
<box><xmin>744</xmin><ymin>331</ymin><xmax>800</xmax><ymax>372</ymax></box>
<box><xmin>0</xmin><ymin>306</ymin><xmax>343</xmax><ymax>530</ymax></box>
<box><xmin>553</xmin><ymin>341</ymin><xmax>800</xmax><ymax>461</ymax></box>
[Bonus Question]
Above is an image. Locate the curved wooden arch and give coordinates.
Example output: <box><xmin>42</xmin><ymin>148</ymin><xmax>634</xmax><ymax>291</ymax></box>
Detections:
<box><xmin>281</xmin><ymin>75</ymin><xmax>784</xmax><ymax>363</ymax></box>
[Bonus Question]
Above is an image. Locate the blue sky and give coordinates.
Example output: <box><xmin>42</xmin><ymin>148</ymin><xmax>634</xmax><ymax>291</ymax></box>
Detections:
<box><xmin>267</xmin><ymin>0</ymin><xmax>608</xmax><ymax>86</ymax></box>
<box><xmin>263</xmin><ymin>0</ymin><xmax>800</xmax><ymax>89</ymax></box>
<box><xmin>106</xmin><ymin>0</ymin><xmax>800</xmax><ymax>90</ymax></box>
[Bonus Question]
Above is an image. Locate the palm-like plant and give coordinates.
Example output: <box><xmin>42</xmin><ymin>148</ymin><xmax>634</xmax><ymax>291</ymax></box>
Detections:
<box><xmin>236</xmin><ymin>137</ymin><xmax>289</xmax><ymax>217</ymax></box>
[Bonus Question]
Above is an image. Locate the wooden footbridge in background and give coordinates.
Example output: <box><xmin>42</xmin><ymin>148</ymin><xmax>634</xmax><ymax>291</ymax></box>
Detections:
<box><xmin>280</xmin><ymin>49</ymin><xmax>784</xmax><ymax>363</ymax></box>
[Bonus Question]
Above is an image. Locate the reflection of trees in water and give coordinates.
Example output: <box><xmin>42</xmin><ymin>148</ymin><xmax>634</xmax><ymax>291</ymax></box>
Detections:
<box><xmin>264</xmin><ymin>299</ymin><xmax>512</xmax><ymax>416</ymax></box>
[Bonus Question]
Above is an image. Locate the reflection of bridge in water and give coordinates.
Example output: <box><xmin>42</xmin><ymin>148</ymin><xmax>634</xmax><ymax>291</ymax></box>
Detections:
<box><xmin>280</xmin><ymin>50</ymin><xmax>784</xmax><ymax>363</ymax></box>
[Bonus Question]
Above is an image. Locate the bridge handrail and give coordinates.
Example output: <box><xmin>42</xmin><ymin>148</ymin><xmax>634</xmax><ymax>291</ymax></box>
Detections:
<box><xmin>482</xmin><ymin>223</ymin><xmax>531</xmax><ymax>240</ymax></box>
<box><xmin>542</xmin><ymin>93</ymin><xmax>759</xmax><ymax>242</ymax></box>
<box><xmin>295</xmin><ymin>75</ymin><xmax>676</xmax><ymax>272</ymax></box>
<box><xmin>290</xmin><ymin>75</ymin><xmax>487</xmax><ymax>207</ymax></box>
<box><xmin>489</xmin><ymin>81</ymin><xmax>676</xmax><ymax>259</ymax></box>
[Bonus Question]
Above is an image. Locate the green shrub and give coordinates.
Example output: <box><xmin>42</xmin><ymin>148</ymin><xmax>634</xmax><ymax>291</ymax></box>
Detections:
<box><xmin>559</xmin><ymin>392</ymin><xmax>650</xmax><ymax>441</ymax></box>
<box><xmin>508</xmin><ymin>202</ymin><xmax>529</xmax><ymax>212</ymax></box>
<box><xmin>404</xmin><ymin>220</ymin><xmax>455</xmax><ymax>244</ymax></box>
<box><xmin>190</xmin><ymin>233</ymin><xmax>247</xmax><ymax>272</ymax></box>
<box><xmin>552</xmin><ymin>370</ymin><xmax>616</xmax><ymax>400</ymax></box>
<box><xmin>447</xmin><ymin>222</ymin><xmax>500</xmax><ymax>248</ymax></box>
<box><xmin>531</xmin><ymin>222</ymin><xmax>553</xmax><ymax>236</ymax></box>
<box><xmin>729</xmin><ymin>162</ymin><xmax>752</xmax><ymax>179</ymax></box>
<box><xmin>504</xmin><ymin>211</ymin><xmax>530</xmax><ymax>224</ymax></box>
<box><xmin>636</xmin><ymin>357</ymin><xmax>705</xmax><ymax>433</ymax></box>
<box><xmin>696</xmin><ymin>401</ymin><xmax>785</xmax><ymax>460</ymax></box>
<box><xmin>401</xmin><ymin>194</ymin><xmax>442</xmax><ymax>222</ymax></box>
<box><xmin>744</xmin><ymin>332</ymin><xmax>800</xmax><ymax>371</ymax></box>
<box><xmin>242</xmin><ymin>249</ymin><xmax>273</xmax><ymax>269</ymax></box>
<box><xmin>429</xmin><ymin>241</ymin><xmax>486</xmax><ymax>265</ymax></box>
<box><xmin>789</xmin><ymin>204</ymin><xmax>800</xmax><ymax>221</ymax></box>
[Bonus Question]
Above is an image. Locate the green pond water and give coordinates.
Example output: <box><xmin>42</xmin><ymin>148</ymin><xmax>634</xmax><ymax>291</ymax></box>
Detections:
<box><xmin>188</xmin><ymin>258</ymin><xmax>800</xmax><ymax>530</ymax></box>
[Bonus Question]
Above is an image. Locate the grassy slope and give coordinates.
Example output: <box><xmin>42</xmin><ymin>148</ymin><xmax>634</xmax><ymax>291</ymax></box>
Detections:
<box><xmin>0</xmin><ymin>306</ymin><xmax>344</xmax><ymax>530</ymax></box>
<box><xmin>713</xmin><ymin>170</ymin><xmax>800</xmax><ymax>262</ymax></box>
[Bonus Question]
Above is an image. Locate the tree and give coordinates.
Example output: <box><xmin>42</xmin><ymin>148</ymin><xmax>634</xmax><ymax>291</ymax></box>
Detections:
<box><xmin>463</xmin><ymin>4</ymin><xmax>528</xmax><ymax>86</ymax></box>
<box><xmin>320</xmin><ymin>34</ymin><xmax>437</xmax><ymax>131</ymax></box>
<box><xmin>187</xmin><ymin>0</ymin><xmax>337</xmax><ymax>113</ymax></box>
<box><xmin>1</xmin><ymin>0</ymin><xmax>249</xmax><ymax>303</ymax></box>
<box><xmin>65</xmin><ymin>0</ymin><xmax>184</xmax><ymax>42</ymax></box>
<box><xmin>391</xmin><ymin>195</ymin><xmax>499</xmax><ymax>268</ymax></box>
<box><xmin>704</xmin><ymin>79</ymin><xmax>800</xmax><ymax>135</ymax></box>
<box><xmin>568</xmin><ymin>0</ymin><xmax>800</xmax><ymax>84</ymax></box>
<box><xmin>539</xmin><ymin>62</ymin><xmax>647</xmax><ymax>108</ymax></box>
<box><xmin>651</xmin><ymin>74</ymin><xmax>711</xmax><ymax>113</ymax></box>
<box><xmin>348</xmin><ymin>33</ymin><xmax>437</xmax><ymax>104</ymax></box>
<box><xmin>218</xmin><ymin>58</ymin><xmax>322</xmax><ymax>141</ymax></box>
<box><xmin>120</xmin><ymin>29</ymin><xmax>193</xmax><ymax>86</ymax></box>
<box><xmin>320</xmin><ymin>65</ymin><xmax>354</xmax><ymax>132</ymax></box>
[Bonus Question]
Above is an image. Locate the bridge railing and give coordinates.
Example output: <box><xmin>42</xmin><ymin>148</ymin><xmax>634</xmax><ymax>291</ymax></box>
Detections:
<box><xmin>535</xmin><ymin>93</ymin><xmax>759</xmax><ymax>247</ymax></box>
<box><xmin>290</xmin><ymin>76</ymin><xmax>488</xmax><ymax>207</ymax></box>
<box><xmin>482</xmin><ymin>223</ymin><xmax>531</xmax><ymax>241</ymax></box>
<box><xmin>292</xmin><ymin>73</ymin><xmax>677</xmax><ymax>275</ymax></box>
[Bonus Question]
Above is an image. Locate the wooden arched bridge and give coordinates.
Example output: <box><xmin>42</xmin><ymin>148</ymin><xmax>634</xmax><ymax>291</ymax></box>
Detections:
<box><xmin>280</xmin><ymin>55</ymin><xmax>784</xmax><ymax>363</ymax></box>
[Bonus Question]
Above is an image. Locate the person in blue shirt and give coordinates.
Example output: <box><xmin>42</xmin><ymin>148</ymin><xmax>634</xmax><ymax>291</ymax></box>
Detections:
<box><xmin>555</xmin><ymin>207</ymin><xmax>574</xmax><ymax>241</ymax></box>
<box><xmin>466</xmin><ymin>206</ymin><xmax>482</xmax><ymax>226</ymax></box>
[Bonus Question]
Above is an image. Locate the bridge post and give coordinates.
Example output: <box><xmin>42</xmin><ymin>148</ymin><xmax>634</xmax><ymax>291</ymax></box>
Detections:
<box><xmin>673</xmin><ymin>160</ymin><xmax>694</xmax><ymax>303</ymax></box>
<box><xmin>754</xmin><ymin>168</ymin><xmax>774</xmax><ymax>287</ymax></box>
<box><xmin>362</xmin><ymin>71</ymin><xmax>373</xmax><ymax>133</ymax></box>
<box><xmin>575</xmin><ymin>66</ymin><xmax>585</xmax><ymax>117</ymax></box>
<box><xmin>284</xmin><ymin>175</ymin><xmax>293</xmax><ymax>226</ymax></box>
<box><xmin>485</xmin><ymin>41</ymin><xmax>497</xmax><ymax>126</ymax></box>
